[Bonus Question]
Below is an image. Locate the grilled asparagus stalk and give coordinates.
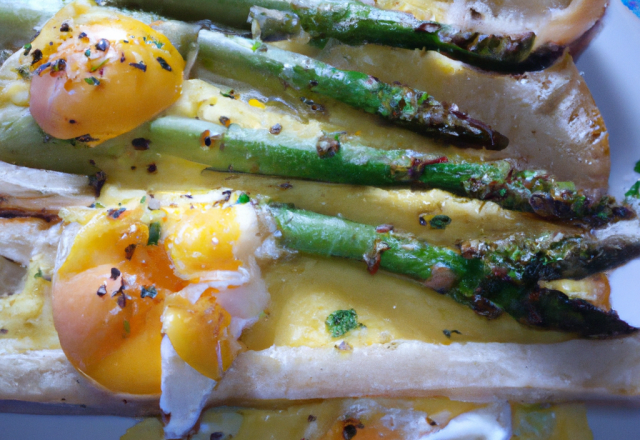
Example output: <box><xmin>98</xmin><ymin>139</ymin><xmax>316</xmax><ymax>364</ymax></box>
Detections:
<box><xmin>266</xmin><ymin>203</ymin><xmax>638</xmax><ymax>337</ymax></box>
<box><xmin>197</xmin><ymin>30</ymin><xmax>509</xmax><ymax>150</ymax></box>
<box><xmin>148</xmin><ymin>116</ymin><xmax>631</xmax><ymax>226</ymax></box>
<box><xmin>0</xmin><ymin>0</ymin><xmax>506</xmax><ymax>149</ymax></box>
<box><xmin>106</xmin><ymin>0</ymin><xmax>553</xmax><ymax>72</ymax></box>
<box><xmin>246</xmin><ymin>2</ymin><xmax>540</xmax><ymax>71</ymax></box>
<box><xmin>0</xmin><ymin>114</ymin><xmax>630</xmax><ymax>225</ymax></box>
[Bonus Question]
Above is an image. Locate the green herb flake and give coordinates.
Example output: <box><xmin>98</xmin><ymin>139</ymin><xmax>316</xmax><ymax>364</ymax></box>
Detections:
<box><xmin>123</xmin><ymin>320</ymin><xmax>131</xmax><ymax>334</ymax></box>
<box><xmin>140</xmin><ymin>196</ymin><xmax>146</xmax><ymax>204</ymax></box>
<box><xmin>237</xmin><ymin>193</ymin><xmax>250</xmax><ymax>204</ymax></box>
<box><xmin>635</xmin><ymin>160</ymin><xmax>640</xmax><ymax>174</ymax></box>
<box><xmin>325</xmin><ymin>309</ymin><xmax>362</xmax><ymax>338</ymax></box>
<box><xmin>15</xmin><ymin>65</ymin><xmax>30</xmax><ymax>80</ymax></box>
<box><xmin>94</xmin><ymin>202</ymin><xmax>105</xmax><ymax>209</ymax></box>
<box><xmin>251</xmin><ymin>41</ymin><xmax>262</xmax><ymax>52</ymax></box>
<box><xmin>90</xmin><ymin>58</ymin><xmax>108</xmax><ymax>72</ymax></box>
<box><xmin>429</xmin><ymin>215</ymin><xmax>451</xmax><ymax>229</ymax></box>
<box><xmin>140</xmin><ymin>285</ymin><xmax>158</xmax><ymax>299</ymax></box>
<box><xmin>84</xmin><ymin>76</ymin><xmax>100</xmax><ymax>86</ymax></box>
<box><xmin>149</xmin><ymin>39</ymin><xmax>164</xmax><ymax>49</ymax></box>
<box><xmin>220</xmin><ymin>90</ymin><xmax>236</xmax><ymax>99</ymax></box>
<box><xmin>625</xmin><ymin>180</ymin><xmax>640</xmax><ymax>199</ymax></box>
<box><xmin>147</xmin><ymin>222</ymin><xmax>161</xmax><ymax>246</ymax></box>
<box><xmin>418</xmin><ymin>93</ymin><xmax>429</xmax><ymax>105</ymax></box>
<box><xmin>34</xmin><ymin>268</ymin><xmax>44</xmax><ymax>279</ymax></box>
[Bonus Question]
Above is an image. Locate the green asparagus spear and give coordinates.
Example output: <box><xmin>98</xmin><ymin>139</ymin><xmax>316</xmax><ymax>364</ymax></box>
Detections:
<box><xmin>246</xmin><ymin>2</ymin><xmax>542</xmax><ymax>71</ymax></box>
<box><xmin>148</xmin><ymin>116</ymin><xmax>632</xmax><ymax>226</ymax></box>
<box><xmin>106</xmin><ymin>0</ymin><xmax>555</xmax><ymax>72</ymax></box>
<box><xmin>197</xmin><ymin>29</ymin><xmax>509</xmax><ymax>150</ymax></box>
<box><xmin>1</xmin><ymin>0</ymin><xmax>507</xmax><ymax>149</ymax></box>
<box><xmin>266</xmin><ymin>203</ymin><xmax>637</xmax><ymax>337</ymax></box>
<box><xmin>460</xmin><ymin>232</ymin><xmax>640</xmax><ymax>282</ymax></box>
<box><xmin>0</xmin><ymin>113</ymin><xmax>629</xmax><ymax>225</ymax></box>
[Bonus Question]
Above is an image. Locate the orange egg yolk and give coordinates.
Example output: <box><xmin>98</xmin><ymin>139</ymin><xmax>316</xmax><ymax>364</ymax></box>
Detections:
<box><xmin>53</xmin><ymin>209</ymin><xmax>188</xmax><ymax>394</ymax></box>
<box><xmin>163</xmin><ymin>290</ymin><xmax>239</xmax><ymax>381</ymax></box>
<box><xmin>163</xmin><ymin>206</ymin><xmax>243</xmax><ymax>281</ymax></box>
<box><xmin>52</xmin><ymin>201</ymin><xmax>251</xmax><ymax>395</ymax></box>
<box><xmin>28</xmin><ymin>11</ymin><xmax>184</xmax><ymax>145</ymax></box>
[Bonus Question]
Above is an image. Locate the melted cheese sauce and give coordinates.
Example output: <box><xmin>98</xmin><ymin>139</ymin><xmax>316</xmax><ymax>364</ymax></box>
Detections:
<box><xmin>243</xmin><ymin>256</ymin><xmax>572</xmax><ymax>349</ymax></box>
<box><xmin>0</xmin><ymin>259</ymin><xmax>60</xmax><ymax>354</ymax></box>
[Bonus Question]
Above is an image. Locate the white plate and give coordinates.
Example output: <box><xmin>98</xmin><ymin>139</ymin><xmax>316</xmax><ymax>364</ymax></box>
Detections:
<box><xmin>580</xmin><ymin>0</ymin><xmax>640</xmax><ymax>438</ymax></box>
<box><xmin>1</xmin><ymin>1</ymin><xmax>640</xmax><ymax>438</ymax></box>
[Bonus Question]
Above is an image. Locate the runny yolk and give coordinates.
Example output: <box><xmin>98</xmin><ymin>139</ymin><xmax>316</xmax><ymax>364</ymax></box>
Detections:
<box><xmin>53</xmin><ymin>210</ymin><xmax>188</xmax><ymax>394</ymax></box>
<box><xmin>28</xmin><ymin>9</ymin><xmax>184</xmax><ymax>145</ymax></box>
<box><xmin>163</xmin><ymin>289</ymin><xmax>239</xmax><ymax>381</ymax></box>
<box><xmin>52</xmin><ymin>201</ymin><xmax>252</xmax><ymax>395</ymax></box>
<box><xmin>163</xmin><ymin>205</ymin><xmax>243</xmax><ymax>281</ymax></box>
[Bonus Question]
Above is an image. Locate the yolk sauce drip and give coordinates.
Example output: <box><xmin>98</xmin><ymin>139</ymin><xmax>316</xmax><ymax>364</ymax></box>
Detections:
<box><xmin>163</xmin><ymin>290</ymin><xmax>238</xmax><ymax>381</ymax></box>
<box><xmin>53</xmin><ymin>202</ymin><xmax>247</xmax><ymax>395</ymax></box>
<box><xmin>26</xmin><ymin>1</ymin><xmax>184</xmax><ymax>145</ymax></box>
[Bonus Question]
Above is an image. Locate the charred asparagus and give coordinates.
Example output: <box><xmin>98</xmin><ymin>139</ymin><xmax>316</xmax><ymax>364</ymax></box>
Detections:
<box><xmin>266</xmin><ymin>203</ymin><xmax>638</xmax><ymax>337</ymax></box>
<box><xmin>197</xmin><ymin>30</ymin><xmax>509</xmax><ymax>150</ymax></box>
<box><xmin>149</xmin><ymin>117</ymin><xmax>631</xmax><ymax>226</ymax></box>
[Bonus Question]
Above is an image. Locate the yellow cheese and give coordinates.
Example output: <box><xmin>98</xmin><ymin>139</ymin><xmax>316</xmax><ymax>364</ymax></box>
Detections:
<box><xmin>242</xmin><ymin>256</ymin><xmax>573</xmax><ymax>349</ymax></box>
<box><xmin>0</xmin><ymin>258</ymin><xmax>60</xmax><ymax>353</ymax></box>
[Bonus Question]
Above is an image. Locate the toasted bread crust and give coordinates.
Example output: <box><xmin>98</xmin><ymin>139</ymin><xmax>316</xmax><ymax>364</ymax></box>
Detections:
<box><xmin>2</xmin><ymin>335</ymin><xmax>640</xmax><ymax>416</ymax></box>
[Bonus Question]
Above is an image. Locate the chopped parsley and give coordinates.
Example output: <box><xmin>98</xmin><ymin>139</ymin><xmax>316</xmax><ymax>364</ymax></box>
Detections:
<box><xmin>149</xmin><ymin>39</ymin><xmax>164</xmax><ymax>49</ymax></box>
<box><xmin>123</xmin><ymin>320</ymin><xmax>131</xmax><ymax>334</ymax></box>
<box><xmin>251</xmin><ymin>41</ymin><xmax>262</xmax><ymax>52</ymax></box>
<box><xmin>84</xmin><ymin>76</ymin><xmax>100</xmax><ymax>86</ymax></box>
<box><xmin>626</xmin><ymin>181</ymin><xmax>640</xmax><ymax>199</ymax></box>
<box><xmin>90</xmin><ymin>58</ymin><xmax>108</xmax><ymax>72</ymax></box>
<box><xmin>140</xmin><ymin>285</ymin><xmax>158</xmax><ymax>299</ymax></box>
<box><xmin>34</xmin><ymin>268</ymin><xmax>44</xmax><ymax>279</ymax></box>
<box><xmin>237</xmin><ymin>193</ymin><xmax>250</xmax><ymax>204</ymax></box>
<box><xmin>15</xmin><ymin>65</ymin><xmax>30</xmax><ymax>80</ymax></box>
<box><xmin>147</xmin><ymin>222</ymin><xmax>161</xmax><ymax>246</ymax></box>
<box><xmin>325</xmin><ymin>309</ymin><xmax>363</xmax><ymax>338</ymax></box>
<box><xmin>220</xmin><ymin>90</ymin><xmax>236</xmax><ymax>99</ymax></box>
<box><xmin>429</xmin><ymin>215</ymin><xmax>451</xmax><ymax>229</ymax></box>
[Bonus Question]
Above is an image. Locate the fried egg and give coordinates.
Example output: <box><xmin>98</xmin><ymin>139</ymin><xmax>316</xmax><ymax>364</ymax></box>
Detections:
<box><xmin>24</xmin><ymin>0</ymin><xmax>184</xmax><ymax>145</ymax></box>
<box><xmin>51</xmin><ymin>189</ymin><xmax>268</xmax><ymax>399</ymax></box>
